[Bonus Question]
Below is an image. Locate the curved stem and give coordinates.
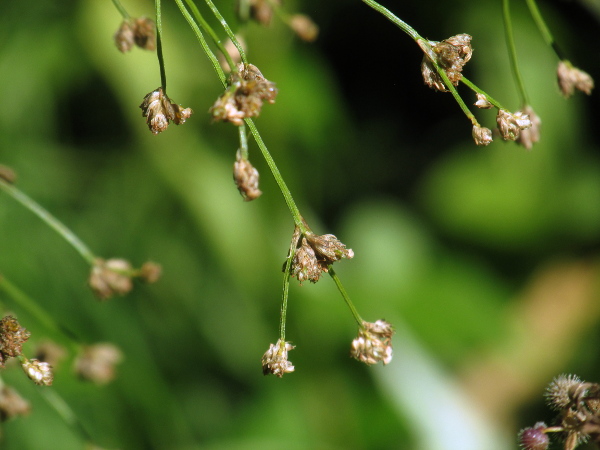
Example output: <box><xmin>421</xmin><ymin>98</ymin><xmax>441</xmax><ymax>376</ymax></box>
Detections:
<box><xmin>525</xmin><ymin>0</ymin><xmax>565</xmax><ymax>59</ymax></box>
<box><xmin>461</xmin><ymin>76</ymin><xmax>506</xmax><ymax>110</ymax></box>
<box><xmin>111</xmin><ymin>0</ymin><xmax>130</xmax><ymax>19</ymax></box>
<box><xmin>203</xmin><ymin>0</ymin><xmax>248</xmax><ymax>64</ymax></box>
<box><xmin>245</xmin><ymin>119</ymin><xmax>307</xmax><ymax>233</ymax></box>
<box><xmin>279</xmin><ymin>239</ymin><xmax>296</xmax><ymax>340</ymax></box>
<box><xmin>155</xmin><ymin>0</ymin><xmax>168</xmax><ymax>90</ymax></box>
<box><xmin>40</xmin><ymin>389</ymin><xmax>95</xmax><ymax>445</ymax></box>
<box><xmin>328</xmin><ymin>267</ymin><xmax>363</xmax><ymax>326</ymax></box>
<box><xmin>362</xmin><ymin>0</ymin><xmax>422</xmax><ymax>41</ymax></box>
<box><xmin>238</xmin><ymin>124</ymin><xmax>249</xmax><ymax>159</ymax></box>
<box><xmin>502</xmin><ymin>0</ymin><xmax>529</xmax><ymax>105</ymax></box>
<box><xmin>0</xmin><ymin>179</ymin><xmax>96</xmax><ymax>264</ymax></box>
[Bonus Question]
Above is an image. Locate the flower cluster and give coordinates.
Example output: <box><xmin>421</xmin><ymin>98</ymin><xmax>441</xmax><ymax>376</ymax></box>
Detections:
<box><xmin>21</xmin><ymin>359</ymin><xmax>53</xmax><ymax>386</ymax></box>
<box><xmin>233</xmin><ymin>149</ymin><xmax>262</xmax><ymax>201</ymax></box>
<box><xmin>262</xmin><ymin>339</ymin><xmax>295</xmax><ymax>377</ymax></box>
<box><xmin>114</xmin><ymin>17</ymin><xmax>156</xmax><ymax>53</ymax></box>
<box><xmin>557</xmin><ymin>61</ymin><xmax>594</xmax><ymax>98</ymax></box>
<box><xmin>140</xmin><ymin>88</ymin><xmax>193</xmax><ymax>135</ymax></box>
<box><xmin>75</xmin><ymin>343</ymin><xmax>123</xmax><ymax>385</ymax></box>
<box><xmin>421</xmin><ymin>34</ymin><xmax>473</xmax><ymax>92</ymax></box>
<box><xmin>519</xmin><ymin>374</ymin><xmax>600</xmax><ymax>450</ymax></box>
<box><xmin>0</xmin><ymin>316</ymin><xmax>30</xmax><ymax>368</ymax></box>
<box><xmin>88</xmin><ymin>258</ymin><xmax>162</xmax><ymax>300</ymax></box>
<box><xmin>350</xmin><ymin>320</ymin><xmax>394</xmax><ymax>366</ymax></box>
<box><xmin>496</xmin><ymin>109</ymin><xmax>533</xmax><ymax>141</ymax></box>
<box><xmin>210</xmin><ymin>63</ymin><xmax>277</xmax><ymax>126</ymax></box>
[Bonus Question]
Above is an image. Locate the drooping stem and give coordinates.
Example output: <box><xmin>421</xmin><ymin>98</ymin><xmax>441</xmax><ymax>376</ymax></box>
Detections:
<box><xmin>155</xmin><ymin>0</ymin><xmax>168</xmax><ymax>90</ymax></box>
<box><xmin>0</xmin><ymin>179</ymin><xmax>96</xmax><ymax>265</ymax></box>
<box><xmin>461</xmin><ymin>76</ymin><xmax>506</xmax><ymax>110</ymax></box>
<box><xmin>328</xmin><ymin>267</ymin><xmax>363</xmax><ymax>327</ymax></box>
<box><xmin>111</xmin><ymin>0</ymin><xmax>130</xmax><ymax>19</ymax></box>
<box><xmin>502</xmin><ymin>0</ymin><xmax>529</xmax><ymax>105</ymax></box>
<box><xmin>203</xmin><ymin>0</ymin><xmax>248</xmax><ymax>64</ymax></box>
<box><xmin>40</xmin><ymin>389</ymin><xmax>95</xmax><ymax>445</ymax></box>
<box><xmin>525</xmin><ymin>0</ymin><xmax>565</xmax><ymax>59</ymax></box>
<box><xmin>245</xmin><ymin>119</ymin><xmax>307</xmax><ymax>233</ymax></box>
<box><xmin>279</xmin><ymin>238</ymin><xmax>296</xmax><ymax>340</ymax></box>
<box><xmin>361</xmin><ymin>0</ymin><xmax>421</xmax><ymax>41</ymax></box>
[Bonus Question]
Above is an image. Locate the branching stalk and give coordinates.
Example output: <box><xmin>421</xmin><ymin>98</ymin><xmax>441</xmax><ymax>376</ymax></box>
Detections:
<box><xmin>328</xmin><ymin>268</ymin><xmax>363</xmax><ymax>327</ymax></box>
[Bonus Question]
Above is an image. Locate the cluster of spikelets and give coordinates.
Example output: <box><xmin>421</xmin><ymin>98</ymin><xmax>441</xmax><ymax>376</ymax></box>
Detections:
<box><xmin>519</xmin><ymin>374</ymin><xmax>600</xmax><ymax>450</ymax></box>
<box><xmin>0</xmin><ymin>315</ymin><xmax>124</xmax><ymax>421</ymax></box>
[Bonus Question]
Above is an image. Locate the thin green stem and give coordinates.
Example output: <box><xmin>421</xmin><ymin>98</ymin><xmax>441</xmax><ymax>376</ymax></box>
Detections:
<box><xmin>362</xmin><ymin>0</ymin><xmax>422</xmax><ymax>41</ymax></box>
<box><xmin>111</xmin><ymin>0</ymin><xmax>130</xmax><ymax>19</ymax></box>
<box><xmin>40</xmin><ymin>389</ymin><xmax>95</xmax><ymax>444</ymax></box>
<box><xmin>245</xmin><ymin>119</ymin><xmax>307</xmax><ymax>233</ymax></box>
<box><xmin>502</xmin><ymin>0</ymin><xmax>529</xmax><ymax>105</ymax></box>
<box><xmin>176</xmin><ymin>0</ymin><xmax>227</xmax><ymax>86</ymax></box>
<box><xmin>328</xmin><ymin>267</ymin><xmax>363</xmax><ymax>326</ymax></box>
<box><xmin>238</xmin><ymin>124</ymin><xmax>249</xmax><ymax>159</ymax></box>
<box><xmin>0</xmin><ymin>179</ymin><xmax>96</xmax><ymax>264</ymax></box>
<box><xmin>183</xmin><ymin>0</ymin><xmax>238</xmax><ymax>74</ymax></box>
<box><xmin>203</xmin><ymin>0</ymin><xmax>248</xmax><ymax>64</ymax></box>
<box><xmin>461</xmin><ymin>76</ymin><xmax>506</xmax><ymax>110</ymax></box>
<box><xmin>279</xmin><ymin>239</ymin><xmax>296</xmax><ymax>340</ymax></box>
<box><xmin>155</xmin><ymin>0</ymin><xmax>168</xmax><ymax>90</ymax></box>
<box><xmin>525</xmin><ymin>0</ymin><xmax>565</xmax><ymax>59</ymax></box>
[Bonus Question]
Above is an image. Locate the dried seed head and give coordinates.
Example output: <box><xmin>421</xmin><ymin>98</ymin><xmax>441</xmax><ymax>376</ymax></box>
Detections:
<box><xmin>133</xmin><ymin>17</ymin><xmax>156</xmax><ymax>51</ymax></box>
<box><xmin>350</xmin><ymin>320</ymin><xmax>394</xmax><ymax>366</ymax></box>
<box><xmin>262</xmin><ymin>339</ymin><xmax>295</xmax><ymax>377</ymax></box>
<box><xmin>421</xmin><ymin>34</ymin><xmax>472</xmax><ymax>91</ymax></box>
<box><xmin>75</xmin><ymin>343</ymin><xmax>123</xmax><ymax>385</ymax></box>
<box><xmin>0</xmin><ymin>316</ymin><xmax>31</xmax><ymax>367</ymax></box>
<box><xmin>140</xmin><ymin>87</ymin><xmax>193</xmax><ymax>134</ymax></box>
<box><xmin>21</xmin><ymin>358</ymin><xmax>53</xmax><ymax>386</ymax></box>
<box><xmin>518</xmin><ymin>422</ymin><xmax>550</xmax><ymax>450</ymax></box>
<box><xmin>546</xmin><ymin>374</ymin><xmax>584</xmax><ymax>410</ymax></box>
<box><xmin>472</xmin><ymin>124</ymin><xmax>493</xmax><ymax>146</ymax></box>
<box><xmin>114</xmin><ymin>20</ymin><xmax>135</xmax><ymax>53</ymax></box>
<box><xmin>557</xmin><ymin>61</ymin><xmax>594</xmax><ymax>98</ymax></box>
<box><xmin>496</xmin><ymin>109</ymin><xmax>532</xmax><ymax>141</ymax></box>
<box><xmin>139</xmin><ymin>261</ymin><xmax>162</xmax><ymax>284</ymax></box>
<box><xmin>516</xmin><ymin>106</ymin><xmax>541</xmax><ymax>150</ymax></box>
<box><xmin>88</xmin><ymin>258</ymin><xmax>133</xmax><ymax>301</ymax></box>
<box><xmin>0</xmin><ymin>386</ymin><xmax>30</xmax><ymax>421</ymax></box>
<box><xmin>474</xmin><ymin>93</ymin><xmax>493</xmax><ymax>109</ymax></box>
<box><xmin>292</xmin><ymin>237</ymin><xmax>322</xmax><ymax>284</ymax></box>
<box><xmin>289</xmin><ymin>14</ymin><xmax>319</xmax><ymax>42</ymax></box>
<box><xmin>241</xmin><ymin>0</ymin><xmax>281</xmax><ymax>26</ymax></box>
<box><xmin>305</xmin><ymin>233</ymin><xmax>354</xmax><ymax>264</ymax></box>
<box><xmin>233</xmin><ymin>150</ymin><xmax>262</xmax><ymax>201</ymax></box>
<box><xmin>210</xmin><ymin>63</ymin><xmax>277</xmax><ymax>125</ymax></box>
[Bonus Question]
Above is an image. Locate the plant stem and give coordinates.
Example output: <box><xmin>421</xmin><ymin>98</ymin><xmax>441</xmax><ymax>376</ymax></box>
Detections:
<box><xmin>362</xmin><ymin>0</ymin><xmax>421</xmax><ymax>41</ymax></box>
<box><xmin>111</xmin><ymin>0</ymin><xmax>130</xmax><ymax>19</ymax></box>
<box><xmin>203</xmin><ymin>0</ymin><xmax>248</xmax><ymax>64</ymax></box>
<box><xmin>245</xmin><ymin>119</ymin><xmax>307</xmax><ymax>233</ymax></box>
<box><xmin>238</xmin><ymin>123</ymin><xmax>249</xmax><ymax>159</ymax></box>
<box><xmin>279</xmin><ymin>240</ymin><xmax>296</xmax><ymax>340</ymax></box>
<box><xmin>328</xmin><ymin>267</ymin><xmax>363</xmax><ymax>327</ymax></box>
<box><xmin>176</xmin><ymin>0</ymin><xmax>228</xmax><ymax>86</ymax></box>
<box><xmin>461</xmin><ymin>76</ymin><xmax>506</xmax><ymax>110</ymax></box>
<box><xmin>0</xmin><ymin>179</ymin><xmax>96</xmax><ymax>265</ymax></box>
<box><xmin>525</xmin><ymin>0</ymin><xmax>565</xmax><ymax>59</ymax></box>
<box><xmin>502</xmin><ymin>0</ymin><xmax>529</xmax><ymax>105</ymax></box>
<box><xmin>40</xmin><ymin>389</ymin><xmax>95</xmax><ymax>444</ymax></box>
<box><xmin>155</xmin><ymin>0</ymin><xmax>168</xmax><ymax>90</ymax></box>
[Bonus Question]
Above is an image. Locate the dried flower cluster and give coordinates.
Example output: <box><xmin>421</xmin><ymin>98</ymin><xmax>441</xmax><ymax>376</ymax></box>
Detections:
<box><xmin>516</xmin><ymin>105</ymin><xmax>541</xmax><ymax>150</ymax></box>
<box><xmin>21</xmin><ymin>359</ymin><xmax>53</xmax><ymax>386</ymax></box>
<box><xmin>496</xmin><ymin>109</ymin><xmax>532</xmax><ymax>141</ymax></box>
<box><xmin>233</xmin><ymin>150</ymin><xmax>262</xmax><ymax>201</ymax></box>
<box><xmin>239</xmin><ymin>0</ymin><xmax>281</xmax><ymax>26</ymax></box>
<box><xmin>114</xmin><ymin>17</ymin><xmax>156</xmax><ymax>53</ymax></box>
<box><xmin>421</xmin><ymin>34</ymin><xmax>473</xmax><ymax>92</ymax></box>
<box><xmin>0</xmin><ymin>316</ymin><xmax>30</xmax><ymax>367</ymax></box>
<box><xmin>262</xmin><ymin>339</ymin><xmax>294</xmax><ymax>377</ymax></box>
<box><xmin>210</xmin><ymin>63</ymin><xmax>277</xmax><ymax>126</ymax></box>
<box><xmin>350</xmin><ymin>320</ymin><xmax>394</xmax><ymax>365</ymax></box>
<box><xmin>519</xmin><ymin>374</ymin><xmax>600</xmax><ymax>450</ymax></box>
<box><xmin>289</xmin><ymin>14</ymin><xmax>319</xmax><ymax>42</ymax></box>
<box><xmin>0</xmin><ymin>387</ymin><xmax>30</xmax><ymax>421</ymax></box>
<box><xmin>289</xmin><ymin>226</ymin><xmax>354</xmax><ymax>284</ymax></box>
<box><xmin>557</xmin><ymin>61</ymin><xmax>595</xmax><ymax>98</ymax></box>
<box><xmin>140</xmin><ymin>87</ymin><xmax>193</xmax><ymax>135</ymax></box>
<box><xmin>75</xmin><ymin>343</ymin><xmax>123</xmax><ymax>385</ymax></box>
<box><xmin>88</xmin><ymin>258</ymin><xmax>162</xmax><ymax>300</ymax></box>
<box><xmin>472</xmin><ymin>124</ymin><xmax>493</xmax><ymax>146</ymax></box>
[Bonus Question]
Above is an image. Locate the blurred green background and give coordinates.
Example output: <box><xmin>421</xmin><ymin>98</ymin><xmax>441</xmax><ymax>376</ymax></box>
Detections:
<box><xmin>1</xmin><ymin>0</ymin><xmax>600</xmax><ymax>448</ymax></box>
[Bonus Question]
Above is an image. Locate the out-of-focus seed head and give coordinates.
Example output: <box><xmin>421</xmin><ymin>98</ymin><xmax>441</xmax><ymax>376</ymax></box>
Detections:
<box><xmin>0</xmin><ymin>165</ymin><xmax>17</xmax><ymax>184</ymax></box>
<box><xmin>516</xmin><ymin>106</ymin><xmax>541</xmax><ymax>150</ymax></box>
<box><xmin>133</xmin><ymin>17</ymin><xmax>156</xmax><ymax>51</ymax></box>
<box><xmin>518</xmin><ymin>422</ymin><xmax>550</xmax><ymax>450</ymax></box>
<box><xmin>0</xmin><ymin>316</ymin><xmax>31</xmax><ymax>368</ymax></box>
<box><xmin>34</xmin><ymin>341</ymin><xmax>66</xmax><ymax>368</ymax></box>
<box><xmin>114</xmin><ymin>20</ymin><xmax>135</xmax><ymax>53</ymax></box>
<box><xmin>474</xmin><ymin>93</ymin><xmax>493</xmax><ymax>109</ymax></box>
<box><xmin>139</xmin><ymin>261</ymin><xmax>162</xmax><ymax>284</ymax></box>
<box><xmin>496</xmin><ymin>109</ymin><xmax>532</xmax><ymax>141</ymax></box>
<box><xmin>0</xmin><ymin>386</ymin><xmax>30</xmax><ymax>421</ymax></box>
<box><xmin>262</xmin><ymin>339</ymin><xmax>295</xmax><ymax>377</ymax></box>
<box><xmin>472</xmin><ymin>124</ymin><xmax>493</xmax><ymax>146</ymax></box>
<box><xmin>74</xmin><ymin>343</ymin><xmax>123</xmax><ymax>385</ymax></box>
<box><xmin>21</xmin><ymin>358</ymin><xmax>53</xmax><ymax>386</ymax></box>
<box><xmin>546</xmin><ymin>374</ymin><xmax>584</xmax><ymax>410</ymax></box>
<box><xmin>289</xmin><ymin>14</ymin><xmax>319</xmax><ymax>42</ymax></box>
<box><xmin>240</xmin><ymin>0</ymin><xmax>281</xmax><ymax>26</ymax></box>
<box><xmin>88</xmin><ymin>258</ymin><xmax>133</xmax><ymax>301</ymax></box>
<box><xmin>140</xmin><ymin>88</ymin><xmax>193</xmax><ymax>134</ymax></box>
<box><xmin>233</xmin><ymin>150</ymin><xmax>262</xmax><ymax>201</ymax></box>
<box><xmin>350</xmin><ymin>320</ymin><xmax>394</xmax><ymax>366</ymax></box>
<box><xmin>557</xmin><ymin>61</ymin><xmax>594</xmax><ymax>98</ymax></box>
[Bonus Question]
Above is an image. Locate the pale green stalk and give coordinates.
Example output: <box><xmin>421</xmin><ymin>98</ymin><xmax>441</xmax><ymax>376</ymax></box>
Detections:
<box><xmin>155</xmin><ymin>0</ymin><xmax>168</xmax><ymax>90</ymax></box>
<box><xmin>502</xmin><ymin>0</ymin><xmax>529</xmax><ymax>105</ymax></box>
<box><xmin>111</xmin><ymin>0</ymin><xmax>130</xmax><ymax>19</ymax></box>
<box><xmin>328</xmin><ymin>268</ymin><xmax>363</xmax><ymax>327</ymax></box>
<box><xmin>203</xmin><ymin>0</ymin><xmax>248</xmax><ymax>64</ymax></box>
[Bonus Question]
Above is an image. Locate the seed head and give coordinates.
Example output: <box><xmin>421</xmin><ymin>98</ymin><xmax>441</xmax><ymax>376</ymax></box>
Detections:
<box><xmin>74</xmin><ymin>343</ymin><xmax>123</xmax><ymax>385</ymax></box>
<box><xmin>474</xmin><ymin>93</ymin><xmax>493</xmax><ymax>109</ymax></box>
<box><xmin>289</xmin><ymin>14</ymin><xmax>319</xmax><ymax>42</ymax></box>
<box><xmin>233</xmin><ymin>150</ymin><xmax>262</xmax><ymax>201</ymax></box>
<box><xmin>557</xmin><ymin>61</ymin><xmax>594</xmax><ymax>98</ymax></box>
<box><xmin>421</xmin><ymin>34</ymin><xmax>472</xmax><ymax>91</ymax></box>
<box><xmin>21</xmin><ymin>358</ymin><xmax>53</xmax><ymax>386</ymax></box>
<box><xmin>0</xmin><ymin>316</ymin><xmax>31</xmax><ymax>368</ymax></box>
<box><xmin>516</xmin><ymin>106</ymin><xmax>541</xmax><ymax>150</ymax></box>
<box><xmin>132</xmin><ymin>17</ymin><xmax>156</xmax><ymax>51</ymax></box>
<box><xmin>139</xmin><ymin>261</ymin><xmax>162</xmax><ymax>284</ymax></box>
<box><xmin>0</xmin><ymin>386</ymin><xmax>30</xmax><ymax>421</ymax></box>
<box><xmin>239</xmin><ymin>0</ymin><xmax>281</xmax><ymax>26</ymax></box>
<box><xmin>140</xmin><ymin>87</ymin><xmax>193</xmax><ymax>135</ymax></box>
<box><xmin>88</xmin><ymin>258</ymin><xmax>134</xmax><ymax>301</ymax></box>
<box><xmin>496</xmin><ymin>109</ymin><xmax>532</xmax><ymax>141</ymax></box>
<box><xmin>518</xmin><ymin>422</ymin><xmax>549</xmax><ymax>450</ymax></box>
<box><xmin>262</xmin><ymin>339</ymin><xmax>295</xmax><ymax>377</ymax></box>
<box><xmin>114</xmin><ymin>20</ymin><xmax>135</xmax><ymax>53</ymax></box>
<box><xmin>472</xmin><ymin>124</ymin><xmax>493</xmax><ymax>146</ymax></box>
<box><xmin>350</xmin><ymin>320</ymin><xmax>394</xmax><ymax>366</ymax></box>
<box><xmin>546</xmin><ymin>374</ymin><xmax>584</xmax><ymax>410</ymax></box>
